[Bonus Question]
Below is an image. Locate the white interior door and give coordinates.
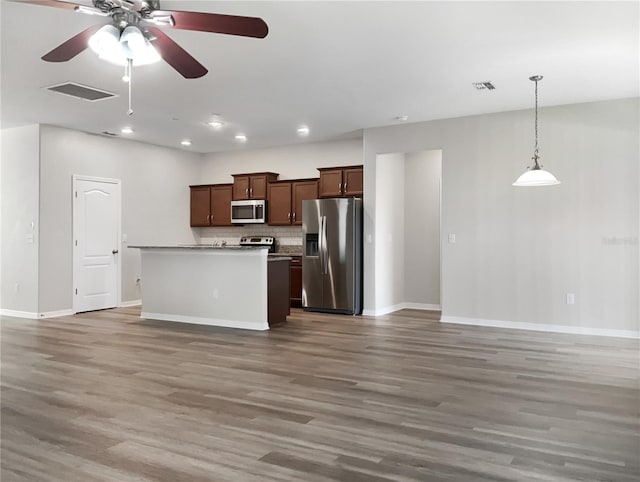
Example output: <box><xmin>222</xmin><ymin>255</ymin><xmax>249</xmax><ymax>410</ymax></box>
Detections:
<box><xmin>73</xmin><ymin>176</ymin><xmax>121</xmax><ymax>313</ymax></box>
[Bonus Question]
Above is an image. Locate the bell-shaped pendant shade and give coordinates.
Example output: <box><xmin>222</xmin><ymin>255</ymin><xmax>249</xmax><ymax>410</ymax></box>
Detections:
<box><xmin>512</xmin><ymin>167</ymin><xmax>561</xmax><ymax>186</ymax></box>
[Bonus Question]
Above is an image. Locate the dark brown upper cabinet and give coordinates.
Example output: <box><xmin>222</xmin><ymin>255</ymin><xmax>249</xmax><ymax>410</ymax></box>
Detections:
<box><xmin>189</xmin><ymin>184</ymin><xmax>233</xmax><ymax>227</ymax></box>
<box><xmin>267</xmin><ymin>179</ymin><xmax>319</xmax><ymax>226</ymax></box>
<box><xmin>318</xmin><ymin>166</ymin><xmax>363</xmax><ymax>198</ymax></box>
<box><xmin>232</xmin><ymin>172</ymin><xmax>279</xmax><ymax>200</ymax></box>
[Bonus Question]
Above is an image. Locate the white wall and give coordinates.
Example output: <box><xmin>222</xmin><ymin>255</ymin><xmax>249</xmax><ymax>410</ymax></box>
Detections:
<box><xmin>405</xmin><ymin>150</ymin><xmax>441</xmax><ymax>307</ymax></box>
<box><xmin>373</xmin><ymin>153</ymin><xmax>405</xmax><ymax>313</ymax></box>
<box><xmin>1</xmin><ymin>125</ymin><xmax>40</xmax><ymax>314</ymax></box>
<box><xmin>38</xmin><ymin>126</ymin><xmax>202</xmax><ymax>312</ymax></box>
<box><xmin>363</xmin><ymin>97</ymin><xmax>639</xmax><ymax>333</ymax></box>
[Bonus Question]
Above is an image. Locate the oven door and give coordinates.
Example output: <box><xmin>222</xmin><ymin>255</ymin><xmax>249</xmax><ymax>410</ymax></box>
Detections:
<box><xmin>231</xmin><ymin>200</ymin><xmax>266</xmax><ymax>224</ymax></box>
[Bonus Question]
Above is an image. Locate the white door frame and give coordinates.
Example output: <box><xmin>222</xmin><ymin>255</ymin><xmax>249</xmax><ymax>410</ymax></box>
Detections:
<box><xmin>72</xmin><ymin>174</ymin><xmax>122</xmax><ymax>313</ymax></box>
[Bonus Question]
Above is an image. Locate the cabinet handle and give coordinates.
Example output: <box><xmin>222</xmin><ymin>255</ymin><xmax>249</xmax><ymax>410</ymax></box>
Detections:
<box><xmin>288</xmin><ymin>212</ymin><xmax>291</xmax><ymax>221</ymax></box>
<box><xmin>344</xmin><ymin>183</ymin><xmax>347</xmax><ymax>192</ymax></box>
<box><xmin>338</xmin><ymin>182</ymin><xmax>342</xmax><ymax>191</ymax></box>
<box><xmin>245</xmin><ymin>188</ymin><xmax>249</xmax><ymax>196</ymax></box>
<box><xmin>292</xmin><ymin>212</ymin><xmax>296</xmax><ymax>222</ymax></box>
<box><xmin>250</xmin><ymin>187</ymin><xmax>253</xmax><ymax>197</ymax></box>
<box><xmin>112</xmin><ymin>249</ymin><xmax>119</xmax><ymax>254</ymax></box>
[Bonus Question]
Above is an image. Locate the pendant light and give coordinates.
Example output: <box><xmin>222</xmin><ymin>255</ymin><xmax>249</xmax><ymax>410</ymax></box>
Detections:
<box><xmin>513</xmin><ymin>75</ymin><xmax>561</xmax><ymax>187</ymax></box>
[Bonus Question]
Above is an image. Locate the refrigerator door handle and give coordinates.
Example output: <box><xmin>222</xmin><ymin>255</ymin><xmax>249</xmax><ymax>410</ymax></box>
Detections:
<box><xmin>321</xmin><ymin>215</ymin><xmax>328</xmax><ymax>275</ymax></box>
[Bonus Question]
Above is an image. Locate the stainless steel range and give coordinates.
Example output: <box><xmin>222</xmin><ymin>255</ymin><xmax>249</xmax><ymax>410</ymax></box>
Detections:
<box><xmin>239</xmin><ymin>236</ymin><xmax>276</xmax><ymax>253</ymax></box>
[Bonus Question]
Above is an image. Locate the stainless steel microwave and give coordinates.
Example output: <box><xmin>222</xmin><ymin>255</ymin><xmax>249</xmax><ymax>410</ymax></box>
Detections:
<box><xmin>230</xmin><ymin>199</ymin><xmax>267</xmax><ymax>224</ymax></box>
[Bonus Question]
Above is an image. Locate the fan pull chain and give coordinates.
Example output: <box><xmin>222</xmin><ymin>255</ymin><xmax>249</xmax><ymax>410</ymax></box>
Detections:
<box><xmin>127</xmin><ymin>58</ymin><xmax>134</xmax><ymax>116</ymax></box>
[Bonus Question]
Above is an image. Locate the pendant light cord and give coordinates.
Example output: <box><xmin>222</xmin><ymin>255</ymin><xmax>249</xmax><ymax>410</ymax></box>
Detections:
<box><xmin>534</xmin><ymin>78</ymin><xmax>538</xmax><ymax>159</ymax></box>
<box><xmin>530</xmin><ymin>75</ymin><xmax>542</xmax><ymax>169</ymax></box>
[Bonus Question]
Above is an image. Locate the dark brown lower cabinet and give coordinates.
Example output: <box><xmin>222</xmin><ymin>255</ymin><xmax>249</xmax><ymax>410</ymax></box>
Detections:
<box><xmin>290</xmin><ymin>256</ymin><xmax>302</xmax><ymax>308</ymax></box>
<box><xmin>267</xmin><ymin>258</ymin><xmax>290</xmax><ymax>325</ymax></box>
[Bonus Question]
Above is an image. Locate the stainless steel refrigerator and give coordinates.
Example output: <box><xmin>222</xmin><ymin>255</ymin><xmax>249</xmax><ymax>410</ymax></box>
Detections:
<box><xmin>302</xmin><ymin>198</ymin><xmax>362</xmax><ymax>315</ymax></box>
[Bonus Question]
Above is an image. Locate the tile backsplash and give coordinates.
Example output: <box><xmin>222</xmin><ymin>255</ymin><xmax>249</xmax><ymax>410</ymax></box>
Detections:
<box><xmin>196</xmin><ymin>225</ymin><xmax>303</xmax><ymax>249</ymax></box>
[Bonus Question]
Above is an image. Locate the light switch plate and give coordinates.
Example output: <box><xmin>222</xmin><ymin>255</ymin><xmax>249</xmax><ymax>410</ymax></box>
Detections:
<box><xmin>448</xmin><ymin>233</ymin><xmax>456</xmax><ymax>244</ymax></box>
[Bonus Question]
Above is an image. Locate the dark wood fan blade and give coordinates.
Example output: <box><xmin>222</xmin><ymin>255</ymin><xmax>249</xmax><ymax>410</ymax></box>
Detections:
<box><xmin>150</xmin><ymin>10</ymin><xmax>268</xmax><ymax>38</ymax></box>
<box><xmin>42</xmin><ymin>24</ymin><xmax>103</xmax><ymax>62</ymax></box>
<box><xmin>11</xmin><ymin>0</ymin><xmax>84</xmax><ymax>10</ymax></box>
<box><xmin>146</xmin><ymin>27</ymin><xmax>208</xmax><ymax>79</ymax></box>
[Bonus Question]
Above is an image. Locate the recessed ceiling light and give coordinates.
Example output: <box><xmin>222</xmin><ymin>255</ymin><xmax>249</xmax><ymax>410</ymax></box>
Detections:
<box><xmin>181</xmin><ymin>139</ymin><xmax>192</xmax><ymax>146</ymax></box>
<box><xmin>208</xmin><ymin>120</ymin><xmax>224</xmax><ymax>129</ymax></box>
<box><xmin>121</xmin><ymin>127</ymin><xmax>133</xmax><ymax>134</ymax></box>
<box><xmin>235</xmin><ymin>134</ymin><xmax>247</xmax><ymax>142</ymax></box>
<box><xmin>394</xmin><ymin>115</ymin><xmax>409</xmax><ymax>122</ymax></box>
<box><xmin>297</xmin><ymin>125</ymin><xmax>310</xmax><ymax>136</ymax></box>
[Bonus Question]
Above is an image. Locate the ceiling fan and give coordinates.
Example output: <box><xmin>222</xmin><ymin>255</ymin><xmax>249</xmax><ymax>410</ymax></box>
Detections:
<box><xmin>12</xmin><ymin>0</ymin><xmax>269</xmax><ymax>79</ymax></box>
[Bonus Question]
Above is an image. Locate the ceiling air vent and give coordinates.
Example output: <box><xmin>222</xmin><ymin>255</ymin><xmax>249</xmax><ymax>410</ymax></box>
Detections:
<box><xmin>46</xmin><ymin>82</ymin><xmax>118</xmax><ymax>102</ymax></box>
<box><xmin>472</xmin><ymin>81</ymin><xmax>495</xmax><ymax>90</ymax></box>
<box><xmin>101</xmin><ymin>131</ymin><xmax>118</xmax><ymax>137</ymax></box>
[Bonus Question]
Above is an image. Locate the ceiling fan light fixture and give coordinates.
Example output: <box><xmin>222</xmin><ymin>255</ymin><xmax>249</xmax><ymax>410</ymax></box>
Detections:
<box><xmin>120</xmin><ymin>26</ymin><xmax>146</xmax><ymax>58</ymax></box>
<box><xmin>208</xmin><ymin>120</ymin><xmax>224</xmax><ymax>129</ymax></box>
<box><xmin>88</xmin><ymin>24</ymin><xmax>121</xmax><ymax>59</ymax></box>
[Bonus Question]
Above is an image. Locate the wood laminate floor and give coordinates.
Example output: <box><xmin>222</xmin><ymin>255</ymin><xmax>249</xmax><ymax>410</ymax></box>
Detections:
<box><xmin>1</xmin><ymin>308</ymin><xmax>638</xmax><ymax>481</ymax></box>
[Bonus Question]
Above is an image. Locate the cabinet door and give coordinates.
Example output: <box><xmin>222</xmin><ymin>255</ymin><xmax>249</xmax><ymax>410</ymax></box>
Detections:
<box><xmin>249</xmin><ymin>175</ymin><xmax>268</xmax><ymax>199</ymax></box>
<box><xmin>343</xmin><ymin>167</ymin><xmax>363</xmax><ymax>197</ymax></box>
<box><xmin>290</xmin><ymin>256</ymin><xmax>302</xmax><ymax>307</ymax></box>
<box><xmin>210</xmin><ymin>185</ymin><xmax>233</xmax><ymax>226</ymax></box>
<box><xmin>318</xmin><ymin>169</ymin><xmax>344</xmax><ymax>198</ymax></box>
<box><xmin>190</xmin><ymin>186</ymin><xmax>211</xmax><ymax>227</ymax></box>
<box><xmin>233</xmin><ymin>176</ymin><xmax>250</xmax><ymax>200</ymax></box>
<box><xmin>291</xmin><ymin>180</ymin><xmax>318</xmax><ymax>225</ymax></box>
<box><xmin>267</xmin><ymin>182</ymin><xmax>292</xmax><ymax>225</ymax></box>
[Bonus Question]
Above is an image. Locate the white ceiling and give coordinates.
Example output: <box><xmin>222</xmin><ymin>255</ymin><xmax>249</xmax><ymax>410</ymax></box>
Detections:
<box><xmin>1</xmin><ymin>1</ymin><xmax>638</xmax><ymax>153</ymax></box>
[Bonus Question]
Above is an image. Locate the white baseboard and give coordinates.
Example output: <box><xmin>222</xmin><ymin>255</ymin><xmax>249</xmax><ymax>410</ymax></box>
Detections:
<box><xmin>2</xmin><ymin>309</ymin><xmax>73</xmax><ymax>319</ymax></box>
<box><xmin>402</xmin><ymin>302</ymin><xmax>441</xmax><ymax>311</ymax></box>
<box><xmin>38</xmin><ymin>309</ymin><xmax>74</xmax><ymax>319</ymax></box>
<box><xmin>0</xmin><ymin>309</ymin><xmax>38</xmax><ymax>319</ymax></box>
<box><xmin>362</xmin><ymin>303</ymin><xmax>404</xmax><ymax>317</ymax></box>
<box><xmin>141</xmin><ymin>311</ymin><xmax>270</xmax><ymax>331</ymax></box>
<box><xmin>440</xmin><ymin>316</ymin><xmax>640</xmax><ymax>339</ymax></box>
<box><xmin>120</xmin><ymin>299</ymin><xmax>142</xmax><ymax>308</ymax></box>
<box><xmin>363</xmin><ymin>302</ymin><xmax>441</xmax><ymax>317</ymax></box>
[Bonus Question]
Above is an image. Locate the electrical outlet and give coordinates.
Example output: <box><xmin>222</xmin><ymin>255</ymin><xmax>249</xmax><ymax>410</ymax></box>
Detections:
<box><xmin>448</xmin><ymin>233</ymin><xmax>456</xmax><ymax>244</ymax></box>
<box><xmin>213</xmin><ymin>288</ymin><xmax>219</xmax><ymax>299</ymax></box>
<box><xmin>566</xmin><ymin>293</ymin><xmax>575</xmax><ymax>305</ymax></box>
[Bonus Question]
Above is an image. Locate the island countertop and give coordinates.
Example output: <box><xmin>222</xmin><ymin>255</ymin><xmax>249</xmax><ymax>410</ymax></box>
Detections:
<box><xmin>128</xmin><ymin>245</ymin><xmax>265</xmax><ymax>250</ymax></box>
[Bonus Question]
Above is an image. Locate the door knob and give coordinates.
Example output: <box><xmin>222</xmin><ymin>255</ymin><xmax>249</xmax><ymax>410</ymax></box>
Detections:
<box><xmin>112</xmin><ymin>249</ymin><xmax>119</xmax><ymax>254</ymax></box>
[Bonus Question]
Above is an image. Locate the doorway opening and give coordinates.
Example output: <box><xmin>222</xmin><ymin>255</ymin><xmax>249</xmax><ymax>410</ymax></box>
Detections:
<box><xmin>374</xmin><ymin>149</ymin><xmax>442</xmax><ymax>315</ymax></box>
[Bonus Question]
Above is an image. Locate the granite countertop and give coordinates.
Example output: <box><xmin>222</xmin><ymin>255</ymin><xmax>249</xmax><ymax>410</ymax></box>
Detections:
<box><xmin>128</xmin><ymin>245</ymin><xmax>267</xmax><ymax>250</ymax></box>
<box><xmin>272</xmin><ymin>245</ymin><xmax>302</xmax><ymax>256</ymax></box>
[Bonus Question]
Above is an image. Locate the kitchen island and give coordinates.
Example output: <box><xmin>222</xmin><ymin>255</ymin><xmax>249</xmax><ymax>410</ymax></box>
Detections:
<box><xmin>130</xmin><ymin>246</ymin><xmax>290</xmax><ymax>330</ymax></box>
